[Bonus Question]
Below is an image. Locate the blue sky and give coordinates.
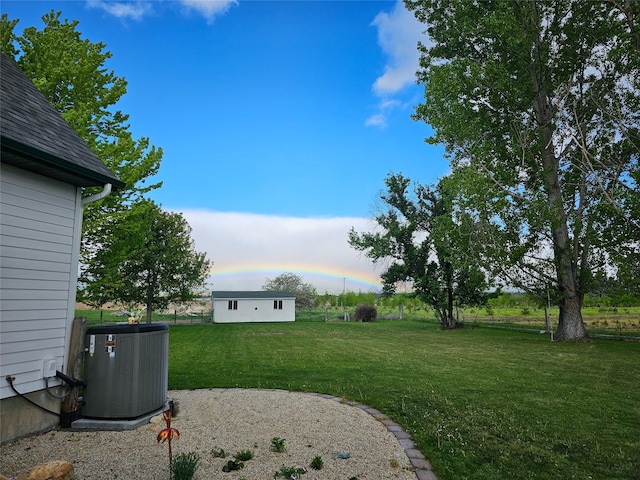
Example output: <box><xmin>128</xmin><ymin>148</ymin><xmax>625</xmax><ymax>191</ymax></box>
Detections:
<box><xmin>4</xmin><ymin>0</ymin><xmax>448</xmax><ymax>293</ymax></box>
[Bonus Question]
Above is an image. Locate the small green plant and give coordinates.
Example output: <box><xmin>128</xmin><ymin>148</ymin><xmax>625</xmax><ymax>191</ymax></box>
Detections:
<box><xmin>273</xmin><ymin>464</ymin><xmax>307</xmax><ymax>479</ymax></box>
<box><xmin>310</xmin><ymin>455</ymin><xmax>323</xmax><ymax>470</ymax></box>
<box><xmin>234</xmin><ymin>449</ymin><xmax>254</xmax><ymax>461</ymax></box>
<box><xmin>211</xmin><ymin>447</ymin><xmax>227</xmax><ymax>458</ymax></box>
<box><xmin>171</xmin><ymin>452</ymin><xmax>200</xmax><ymax>480</ymax></box>
<box><xmin>271</xmin><ymin>437</ymin><xmax>286</xmax><ymax>452</ymax></box>
<box><xmin>222</xmin><ymin>459</ymin><xmax>245</xmax><ymax>472</ymax></box>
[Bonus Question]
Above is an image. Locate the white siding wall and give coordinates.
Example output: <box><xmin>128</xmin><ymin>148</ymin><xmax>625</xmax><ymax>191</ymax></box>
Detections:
<box><xmin>0</xmin><ymin>163</ymin><xmax>80</xmax><ymax>399</ymax></box>
<box><xmin>213</xmin><ymin>297</ymin><xmax>295</xmax><ymax>323</ymax></box>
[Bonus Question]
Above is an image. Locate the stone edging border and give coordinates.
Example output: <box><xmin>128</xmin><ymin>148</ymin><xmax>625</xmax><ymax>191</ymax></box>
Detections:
<box><xmin>304</xmin><ymin>392</ymin><xmax>438</xmax><ymax>480</ymax></box>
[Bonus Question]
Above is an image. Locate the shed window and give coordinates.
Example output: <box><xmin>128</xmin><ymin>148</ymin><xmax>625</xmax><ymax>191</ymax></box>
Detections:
<box><xmin>228</xmin><ymin>300</ymin><xmax>238</xmax><ymax>310</ymax></box>
<box><xmin>273</xmin><ymin>300</ymin><xmax>283</xmax><ymax>310</ymax></box>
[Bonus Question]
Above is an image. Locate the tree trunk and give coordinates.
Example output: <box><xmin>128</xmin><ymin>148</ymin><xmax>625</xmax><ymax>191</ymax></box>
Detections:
<box><xmin>442</xmin><ymin>315</ymin><xmax>460</xmax><ymax>329</ymax></box>
<box><xmin>447</xmin><ymin>284</ymin><xmax>454</xmax><ymax>324</ymax></box>
<box><xmin>554</xmin><ymin>292</ymin><xmax>589</xmax><ymax>341</ymax></box>
<box><xmin>540</xmin><ymin>133</ymin><xmax>590</xmax><ymax>342</ymax></box>
<box><xmin>438</xmin><ymin>302</ymin><xmax>460</xmax><ymax>329</ymax></box>
<box><xmin>538</xmin><ymin>127</ymin><xmax>589</xmax><ymax>341</ymax></box>
<box><xmin>528</xmin><ymin>13</ymin><xmax>589</xmax><ymax>341</ymax></box>
<box><xmin>441</xmin><ymin>268</ymin><xmax>459</xmax><ymax>329</ymax></box>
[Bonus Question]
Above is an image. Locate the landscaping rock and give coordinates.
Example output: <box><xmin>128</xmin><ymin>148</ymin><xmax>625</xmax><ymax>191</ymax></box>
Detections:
<box><xmin>27</xmin><ymin>461</ymin><xmax>74</xmax><ymax>480</ymax></box>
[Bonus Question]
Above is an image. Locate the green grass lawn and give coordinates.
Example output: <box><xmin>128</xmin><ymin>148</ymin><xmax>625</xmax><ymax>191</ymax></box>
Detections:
<box><xmin>167</xmin><ymin>320</ymin><xmax>639</xmax><ymax>480</ymax></box>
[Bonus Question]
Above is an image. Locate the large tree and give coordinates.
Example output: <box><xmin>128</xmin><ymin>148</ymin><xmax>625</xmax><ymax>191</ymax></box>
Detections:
<box><xmin>349</xmin><ymin>174</ymin><xmax>489</xmax><ymax>329</ymax></box>
<box><xmin>0</xmin><ymin>11</ymin><xmax>163</xmax><ymax>288</ymax></box>
<box><xmin>79</xmin><ymin>200</ymin><xmax>212</xmax><ymax>323</ymax></box>
<box><xmin>405</xmin><ymin>0</ymin><xmax>640</xmax><ymax>340</ymax></box>
<box><xmin>262</xmin><ymin>273</ymin><xmax>317</xmax><ymax>309</ymax></box>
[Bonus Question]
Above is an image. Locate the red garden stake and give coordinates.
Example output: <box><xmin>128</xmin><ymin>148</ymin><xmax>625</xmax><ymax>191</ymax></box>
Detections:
<box><xmin>157</xmin><ymin>406</ymin><xmax>180</xmax><ymax>479</ymax></box>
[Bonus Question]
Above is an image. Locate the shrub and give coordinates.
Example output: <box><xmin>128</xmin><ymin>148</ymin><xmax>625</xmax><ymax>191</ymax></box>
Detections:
<box><xmin>354</xmin><ymin>303</ymin><xmax>377</xmax><ymax>322</ymax></box>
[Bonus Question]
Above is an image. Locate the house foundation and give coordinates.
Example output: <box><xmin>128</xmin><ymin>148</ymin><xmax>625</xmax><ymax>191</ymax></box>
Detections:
<box><xmin>0</xmin><ymin>389</ymin><xmax>59</xmax><ymax>445</ymax></box>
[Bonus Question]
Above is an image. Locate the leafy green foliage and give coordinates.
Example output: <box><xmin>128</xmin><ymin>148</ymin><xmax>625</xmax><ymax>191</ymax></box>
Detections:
<box><xmin>405</xmin><ymin>0</ymin><xmax>640</xmax><ymax>340</ymax></box>
<box><xmin>273</xmin><ymin>464</ymin><xmax>307</xmax><ymax>479</ymax></box>
<box><xmin>310</xmin><ymin>456</ymin><xmax>323</xmax><ymax>470</ymax></box>
<box><xmin>221</xmin><ymin>459</ymin><xmax>244</xmax><ymax>472</ymax></box>
<box><xmin>0</xmin><ymin>14</ymin><xmax>19</xmax><ymax>57</ymax></box>
<box><xmin>79</xmin><ymin>200</ymin><xmax>211</xmax><ymax>322</ymax></box>
<box><xmin>171</xmin><ymin>452</ymin><xmax>200</xmax><ymax>480</ymax></box>
<box><xmin>233</xmin><ymin>450</ymin><xmax>254</xmax><ymax>461</ymax></box>
<box><xmin>270</xmin><ymin>437</ymin><xmax>286</xmax><ymax>452</ymax></box>
<box><xmin>263</xmin><ymin>273</ymin><xmax>317</xmax><ymax>309</ymax></box>
<box><xmin>349</xmin><ymin>174</ymin><xmax>488</xmax><ymax>329</ymax></box>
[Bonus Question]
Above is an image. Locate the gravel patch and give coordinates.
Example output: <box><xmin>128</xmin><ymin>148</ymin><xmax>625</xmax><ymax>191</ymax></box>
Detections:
<box><xmin>0</xmin><ymin>389</ymin><xmax>417</xmax><ymax>479</ymax></box>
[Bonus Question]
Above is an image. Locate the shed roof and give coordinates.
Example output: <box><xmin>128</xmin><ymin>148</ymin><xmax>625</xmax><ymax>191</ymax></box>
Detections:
<box><xmin>0</xmin><ymin>53</ymin><xmax>124</xmax><ymax>189</ymax></box>
<box><xmin>212</xmin><ymin>291</ymin><xmax>295</xmax><ymax>299</ymax></box>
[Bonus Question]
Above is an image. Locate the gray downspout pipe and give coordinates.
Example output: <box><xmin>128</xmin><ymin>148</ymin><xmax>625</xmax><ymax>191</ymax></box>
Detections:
<box><xmin>81</xmin><ymin>183</ymin><xmax>112</xmax><ymax>206</ymax></box>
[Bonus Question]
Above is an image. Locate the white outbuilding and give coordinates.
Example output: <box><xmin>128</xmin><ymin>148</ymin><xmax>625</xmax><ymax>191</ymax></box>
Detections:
<box><xmin>211</xmin><ymin>291</ymin><xmax>296</xmax><ymax>323</ymax></box>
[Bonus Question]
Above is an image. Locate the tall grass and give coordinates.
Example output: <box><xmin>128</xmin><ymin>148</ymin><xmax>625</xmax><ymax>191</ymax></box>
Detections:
<box><xmin>167</xmin><ymin>320</ymin><xmax>639</xmax><ymax>480</ymax></box>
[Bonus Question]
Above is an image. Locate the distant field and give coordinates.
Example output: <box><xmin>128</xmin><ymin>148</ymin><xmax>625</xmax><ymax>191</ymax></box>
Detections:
<box><xmin>461</xmin><ymin>305</ymin><xmax>640</xmax><ymax>336</ymax></box>
<box><xmin>75</xmin><ymin>304</ymin><xmax>640</xmax><ymax>337</ymax></box>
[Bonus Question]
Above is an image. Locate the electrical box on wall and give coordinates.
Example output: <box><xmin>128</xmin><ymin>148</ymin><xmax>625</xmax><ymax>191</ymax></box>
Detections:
<box><xmin>42</xmin><ymin>358</ymin><xmax>57</xmax><ymax>378</ymax></box>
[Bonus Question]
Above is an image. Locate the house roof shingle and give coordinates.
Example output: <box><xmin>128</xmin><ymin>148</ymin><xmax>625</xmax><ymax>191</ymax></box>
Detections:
<box><xmin>0</xmin><ymin>53</ymin><xmax>124</xmax><ymax>189</ymax></box>
<box><xmin>212</xmin><ymin>291</ymin><xmax>296</xmax><ymax>300</ymax></box>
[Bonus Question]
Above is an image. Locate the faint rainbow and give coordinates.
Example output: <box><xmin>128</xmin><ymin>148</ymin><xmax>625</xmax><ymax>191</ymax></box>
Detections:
<box><xmin>207</xmin><ymin>262</ymin><xmax>382</xmax><ymax>292</ymax></box>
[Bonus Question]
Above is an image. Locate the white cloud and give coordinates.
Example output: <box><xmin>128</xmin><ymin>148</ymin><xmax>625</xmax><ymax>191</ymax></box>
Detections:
<box><xmin>180</xmin><ymin>0</ymin><xmax>238</xmax><ymax>23</ymax></box>
<box><xmin>175</xmin><ymin>209</ymin><xmax>383</xmax><ymax>294</ymax></box>
<box><xmin>87</xmin><ymin>0</ymin><xmax>237</xmax><ymax>22</ymax></box>
<box><xmin>365</xmin><ymin>113</ymin><xmax>387</xmax><ymax>128</ymax></box>
<box><xmin>371</xmin><ymin>1</ymin><xmax>424</xmax><ymax>95</ymax></box>
<box><xmin>87</xmin><ymin>1</ymin><xmax>152</xmax><ymax>20</ymax></box>
<box><xmin>366</xmin><ymin>0</ymin><xmax>425</xmax><ymax>128</ymax></box>
<box><xmin>364</xmin><ymin>99</ymin><xmax>402</xmax><ymax>128</ymax></box>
